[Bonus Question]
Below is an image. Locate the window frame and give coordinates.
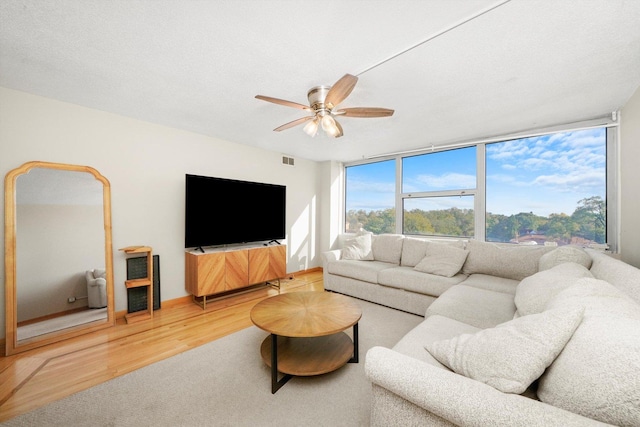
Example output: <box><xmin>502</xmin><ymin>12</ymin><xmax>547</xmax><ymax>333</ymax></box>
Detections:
<box><xmin>343</xmin><ymin>125</ymin><xmax>618</xmax><ymax>250</ymax></box>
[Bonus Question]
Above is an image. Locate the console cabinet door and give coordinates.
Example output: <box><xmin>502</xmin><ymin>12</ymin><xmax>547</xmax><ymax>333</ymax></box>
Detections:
<box><xmin>248</xmin><ymin>247</ymin><xmax>270</xmax><ymax>284</ymax></box>
<box><xmin>185</xmin><ymin>252</ymin><xmax>225</xmax><ymax>296</ymax></box>
<box><xmin>225</xmin><ymin>249</ymin><xmax>249</xmax><ymax>290</ymax></box>
<box><xmin>269</xmin><ymin>245</ymin><xmax>286</xmax><ymax>279</ymax></box>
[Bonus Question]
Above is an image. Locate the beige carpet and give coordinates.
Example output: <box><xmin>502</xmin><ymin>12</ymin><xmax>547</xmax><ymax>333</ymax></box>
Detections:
<box><xmin>3</xmin><ymin>298</ymin><xmax>422</xmax><ymax>427</ymax></box>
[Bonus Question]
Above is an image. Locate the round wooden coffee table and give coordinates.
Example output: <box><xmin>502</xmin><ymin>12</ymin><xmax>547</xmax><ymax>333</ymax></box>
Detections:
<box><xmin>250</xmin><ymin>291</ymin><xmax>362</xmax><ymax>393</ymax></box>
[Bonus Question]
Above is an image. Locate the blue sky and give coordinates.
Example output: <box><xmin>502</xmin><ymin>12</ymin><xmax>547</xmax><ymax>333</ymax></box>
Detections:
<box><xmin>346</xmin><ymin>128</ymin><xmax>606</xmax><ymax>217</ymax></box>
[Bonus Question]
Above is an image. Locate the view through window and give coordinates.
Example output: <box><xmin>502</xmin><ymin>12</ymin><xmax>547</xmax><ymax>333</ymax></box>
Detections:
<box><xmin>486</xmin><ymin>128</ymin><xmax>606</xmax><ymax>245</ymax></box>
<box><xmin>402</xmin><ymin>147</ymin><xmax>476</xmax><ymax>237</ymax></box>
<box><xmin>345</xmin><ymin>159</ymin><xmax>395</xmax><ymax>234</ymax></box>
<box><xmin>345</xmin><ymin>127</ymin><xmax>608</xmax><ymax>246</ymax></box>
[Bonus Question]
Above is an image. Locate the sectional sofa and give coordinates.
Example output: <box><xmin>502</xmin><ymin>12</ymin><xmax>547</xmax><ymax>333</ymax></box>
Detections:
<box><xmin>321</xmin><ymin>233</ymin><xmax>640</xmax><ymax>426</ymax></box>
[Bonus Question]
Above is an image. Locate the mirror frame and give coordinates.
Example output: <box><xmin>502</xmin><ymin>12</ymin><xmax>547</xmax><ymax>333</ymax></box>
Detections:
<box><xmin>4</xmin><ymin>161</ymin><xmax>115</xmax><ymax>355</ymax></box>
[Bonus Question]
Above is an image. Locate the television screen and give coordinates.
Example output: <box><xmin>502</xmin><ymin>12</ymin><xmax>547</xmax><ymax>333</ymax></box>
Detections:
<box><xmin>185</xmin><ymin>174</ymin><xmax>286</xmax><ymax>249</ymax></box>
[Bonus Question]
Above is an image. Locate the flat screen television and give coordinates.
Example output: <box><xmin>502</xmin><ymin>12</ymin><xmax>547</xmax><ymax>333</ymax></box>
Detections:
<box><xmin>185</xmin><ymin>174</ymin><xmax>286</xmax><ymax>249</ymax></box>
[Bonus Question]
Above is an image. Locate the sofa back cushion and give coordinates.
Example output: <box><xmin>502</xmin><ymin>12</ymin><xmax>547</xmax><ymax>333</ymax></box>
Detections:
<box><xmin>538</xmin><ymin>279</ymin><xmax>640</xmax><ymax>426</ymax></box>
<box><xmin>538</xmin><ymin>245</ymin><xmax>592</xmax><ymax>271</ymax></box>
<box><xmin>514</xmin><ymin>262</ymin><xmax>594</xmax><ymax>316</ymax></box>
<box><xmin>587</xmin><ymin>248</ymin><xmax>640</xmax><ymax>305</ymax></box>
<box><xmin>462</xmin><ymin>240</ymin><xmax>552</xmax><ymax>281</ymax></box>
<box><xmin>372</xmin><ymin>234</ymin><xmax>404</xmax><ymax>264</ymax></box>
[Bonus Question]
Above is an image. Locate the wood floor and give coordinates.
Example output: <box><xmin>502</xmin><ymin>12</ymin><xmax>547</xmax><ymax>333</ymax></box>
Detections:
<box><xmin>0</xmin><ymin>270</ymin><xmax>324</xmax><ymax>422</ymax></box>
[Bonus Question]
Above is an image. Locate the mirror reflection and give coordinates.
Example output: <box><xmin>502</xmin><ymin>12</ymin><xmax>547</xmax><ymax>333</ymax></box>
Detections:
<box><xmin>15</xmin><ymin>168</ymin><xmax>106</xmax><ymax>340</ymax></box>
<box><xmin>5</xmin><ymin>161</ymin><xmax>115</xmax><ymax>355</ymax></box>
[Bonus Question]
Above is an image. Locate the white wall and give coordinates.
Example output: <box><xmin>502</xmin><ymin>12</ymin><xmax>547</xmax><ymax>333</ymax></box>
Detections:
<box><xmin>620</xmin><ymin>84</ymin><xmax>640</xmax><ymax>268</ymax></box>
<box><xmin>318</xmin><ymin>160</ymin><xmax>344</xmax><ymax>254</ymax></box>
<box><xmin>0</xmin><ymin>87</ymin><xmax>322</xmax><ymax>338</ymax></box>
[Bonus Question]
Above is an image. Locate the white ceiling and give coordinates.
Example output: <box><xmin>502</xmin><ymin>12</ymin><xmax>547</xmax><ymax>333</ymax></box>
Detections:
<box><xmin>1</xmin><ymin>0</ymin><xmax>639</xmax><ymax>163</ymax></box>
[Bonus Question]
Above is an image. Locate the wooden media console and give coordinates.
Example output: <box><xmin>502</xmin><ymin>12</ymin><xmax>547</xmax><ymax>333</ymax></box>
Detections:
<box><xmin>185</xmin><ymin>244</ymin><xmax>286</xmax><ymax>309</ymax></box>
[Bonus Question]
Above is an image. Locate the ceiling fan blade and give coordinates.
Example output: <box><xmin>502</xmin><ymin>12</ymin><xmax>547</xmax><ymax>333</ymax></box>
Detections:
<box><xmin>273</xmin><ymin>116</ymin><xmax>315</xmax><ymax>132</ymax></box>
<box><xmin>325</xmin><ymin>74</ymin><xmax>358</xmax><ymax>108</ymax></box>
<box><xmin>335</xmin><ymin>107</ymin><xmax>395</xmax><ymax>118</ymax></box>
<box><xmin>255</xmin><ymin>95</ymin><xmax>311</xmax><ymax>111</ymax></box>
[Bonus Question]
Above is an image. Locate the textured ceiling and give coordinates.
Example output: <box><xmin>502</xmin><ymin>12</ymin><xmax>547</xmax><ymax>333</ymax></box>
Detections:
<box><xmin>1</xmin><ymin>0</ymin><xmax>639</xmax><ymax>163</ymax></box>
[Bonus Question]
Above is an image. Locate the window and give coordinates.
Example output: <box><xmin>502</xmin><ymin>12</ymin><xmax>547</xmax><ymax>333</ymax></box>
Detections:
<box><xmin>401</xmin><ymin>147</ymin><xmax>476</xmax><ymax>237</ymax></box>
<box><xmin>344</xmin><ymin>126</ymin><xmax>613</xmax><ymax>248</ymax></box>
<box><xmin>485</xmin><ymin>128</ymin><xmax>607</xmax><ymax>246</ymax></box>
<box><xmin>345</xmin><ymin>159</ymin><xmax>395</xmax><ymax>234</ymax></box>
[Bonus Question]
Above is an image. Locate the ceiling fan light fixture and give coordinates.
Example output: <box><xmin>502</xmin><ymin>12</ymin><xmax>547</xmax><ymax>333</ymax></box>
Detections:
<box><xmin>303</xmin><ymin>117</ymin><xmax>319</xmax><ymax>137</ymax></box>
<box><xmin>321</xmin><ymin>114</ymin><xmax>340</xmax><ymax>137</ymax></box>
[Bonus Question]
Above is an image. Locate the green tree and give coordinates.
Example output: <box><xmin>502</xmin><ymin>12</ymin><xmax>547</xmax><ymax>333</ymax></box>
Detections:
<box><xmin>404</xmin><ymin>209</ymin><xmax>435</xmax><ymax>234</ymax></box>
<box><xmin>572</xmin><ymin>196</ymin><xmax>606</xmax><ymax>243</ymax></box>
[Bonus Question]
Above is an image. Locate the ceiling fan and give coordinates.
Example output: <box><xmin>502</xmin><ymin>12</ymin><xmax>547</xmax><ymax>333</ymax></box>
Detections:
<box><xmin>255</xmin><ymin>74</ymin><xmax>394</xmax><ymax>138</ymax></box>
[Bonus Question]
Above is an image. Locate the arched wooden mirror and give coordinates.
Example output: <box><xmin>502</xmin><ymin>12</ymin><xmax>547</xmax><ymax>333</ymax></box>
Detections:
<box><xmin>5</xmin><ymin>161</ymin><xmax>115</xmax><ymax>355</ymax></box>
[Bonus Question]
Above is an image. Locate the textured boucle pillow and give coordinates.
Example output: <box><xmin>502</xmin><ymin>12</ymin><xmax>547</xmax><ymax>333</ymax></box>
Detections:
<box><xmin>341</xmin><ymin>233</ymin><xmax>374</xmax><ymax>260</ymax></box>
<box><xmin>93</xmin><ymin>268</ymin><xmax>106</xmax><ymax>278</ymax></box>
<box><xmin>414</xmin><ymin>242</ymin><xmax>469</xmax><ymax>277</ymax></box>
<box><xmin>462</xmin><ymin>240</ymin><xmax>552</xmax><ymax>281</ymax></box>
<box><xmin>538</xmin><ymin>280</ymin><xmax>640</xmax><ymax>426</ymax></box>
<box><xmin>371</xmin><ymin>234</ymin><xmax>404</xmax><ymax>263</ymax></box>
<box><xmin>425</xmin><ymin>307</ymin><xmax>584</xmax><ymax>394</ymax></box>
<box><xmin>400</xmin><ymin>237</ymin><xmax>429</xmax><ymax>267</ymax></box>
<box><xmin>514</xmin><ymin>262</ymin><xmax>594</xmax><ymax>316</ymax></box>
<box><xmin>538</xmin><ymin>245</ymin><xmax>592</xmax><ymax>271</ymax></box>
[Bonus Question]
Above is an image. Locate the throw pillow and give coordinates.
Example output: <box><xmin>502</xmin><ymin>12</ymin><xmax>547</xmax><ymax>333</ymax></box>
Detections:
<box><xmin>425</xmin><ymin>307</ymin><xmax>584</xmax><ymax>394</ymax></box>
<box><xmin>462</xmin><ymin>239</ymin><xmax>552</xmax><ymax>281</ymax></box>
<box><xmin>414</xmin><ymin>242</ymin><xmax>469</xmax><ymax>277</ymax></box>
<box><xmin>341</xmin><ymin>233</ymin><xmax>374</xmax><ymax>260</ymax></box>
<box><xmin>400</xmin><ymin>237</ymin><xmax>430</xmax><ymax>267</ymax></box>
<box><xmin>538</xmin><ymin>245</ymin><xmax>592</xmax><ymax>271</ymax></box>
<box><xmin>514</xmin><ymin>262</ymin><xmax>594</xmax><ymax>316</ymax></box>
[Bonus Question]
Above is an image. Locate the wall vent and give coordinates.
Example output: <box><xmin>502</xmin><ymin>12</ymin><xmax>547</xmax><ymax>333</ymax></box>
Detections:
<box><xmin>282</xmin><ymin>156</ymin><xmax>295</xmax><ymax>166</ymax></box>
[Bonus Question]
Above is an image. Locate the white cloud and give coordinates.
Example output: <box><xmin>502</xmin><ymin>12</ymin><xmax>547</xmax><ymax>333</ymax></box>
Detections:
<box><xmin>406</xmin><ymin>172</ymin><xmax>476</xmax><ymax>191</ymax></box>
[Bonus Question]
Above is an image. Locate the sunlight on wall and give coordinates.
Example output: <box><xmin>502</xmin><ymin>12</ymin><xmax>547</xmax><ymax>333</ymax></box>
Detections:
<box><xmin>290</xmin><ymin>196</ymin><xmax>316</xmax><ymax>271</ymax></box>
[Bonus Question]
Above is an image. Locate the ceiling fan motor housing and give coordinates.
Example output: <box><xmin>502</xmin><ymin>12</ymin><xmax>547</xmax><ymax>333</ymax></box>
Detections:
<box><xmin>307</xmin><ymin>85</ymin><xmax>332</xmax><ymax>114</ymax></box>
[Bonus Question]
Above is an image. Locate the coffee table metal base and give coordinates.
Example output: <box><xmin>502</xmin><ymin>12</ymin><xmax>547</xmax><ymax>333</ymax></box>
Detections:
<box><xmin>261</xmin><ymin>323</ymin><xmax>359</xmax><ymax>394</ymax></box>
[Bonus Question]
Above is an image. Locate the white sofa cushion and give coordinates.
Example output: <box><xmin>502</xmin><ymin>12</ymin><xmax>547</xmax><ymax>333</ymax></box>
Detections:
<box><xmin>372</xmin><ymin>234</ymin><xmax>404</xmax><ymax>264</ymax></box>
<box><xmin>544</xmin><ymin>277</ymin><xmax>640</xmax><ymax>318</ymax></box>
<box><xmin>588</xmin><ymin>248</ymin><xmax>640</xmax><ymax>305</ymax></box>
<box><xmin>377</xmin><ymin>266</ymin><xmax>466</xmax><ymax>297</ymax></box>
<box><xmin>461</xmin><ymin>274</ymin><xmax>519</xmax><ymax>295</ymax></box>
<box><xmin>326</xmin><ymin>260</ymin><xmax>395</xmax><ymax>283</ymax></box>
<box><xmin>462</xmin><ymin>240</ymin><xmax>552</xmax><ymax>281</ymax></box>
<box><xmin>514</xmin><ymin>262</ymin><xmax>594</xmax><ymax>316</ymax></box>
<box><xmin>538</xmin><ymin>245</ymin><xmax>592</xmax><ymax>271</ymax></box>
<box><xmin>426</xmin><ymin>285</ymin><xmax>516</xmax><ymax>329</ymax></box>
<box><xmin>538</xmin><ymin>280</ymin><xmax>640</xmax><ymax>426</ymax></box>
<box><xmin>393</xmin><ymin>314</ymin><xmax>481</xmax><ymax>368</ymax></box>
<box><xmin>341</xmin><ymin>233</ymin><xmax>374</xmax><ymax>260</ymax></box>
<box><xmin>414</xmin><ymin>242</ymin><xmax>469</xmax><ymax>278</ymax></box>
<box><xmin>425</xmin><ymin>307</ymin><xmax>584</xmax><ymax>394</ymax></box>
